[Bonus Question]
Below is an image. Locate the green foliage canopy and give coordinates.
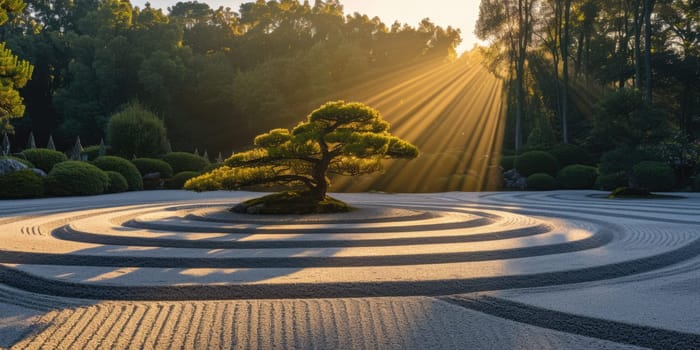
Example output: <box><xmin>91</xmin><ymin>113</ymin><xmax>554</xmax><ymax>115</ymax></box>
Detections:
<box><xmin>186</xmin><ymin>101</ymin><xmax>419</xmax><ymax>200</ymax></box>
<box><xmin>107</xmin><ymin>103</ymin><xmax>167</xmax><ymax>158</ymax></box>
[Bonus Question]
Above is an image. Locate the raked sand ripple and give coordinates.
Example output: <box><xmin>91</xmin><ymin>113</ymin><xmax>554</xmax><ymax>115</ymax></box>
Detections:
<box><xmin>0</xmin><ymin>190</ymin><xmax>698</xmax><ymax>349</ymax></box>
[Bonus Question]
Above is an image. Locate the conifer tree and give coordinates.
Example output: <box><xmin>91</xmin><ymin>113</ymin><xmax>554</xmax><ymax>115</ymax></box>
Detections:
<box><xmin>186</xmin><ymin>101</ymin><xmax>419</xmax><ymax>202</ymax></box>
<box><xmin>0</xmin><ymin>0</ymin><xmax>33</xmax><ymax>132</ymax></box>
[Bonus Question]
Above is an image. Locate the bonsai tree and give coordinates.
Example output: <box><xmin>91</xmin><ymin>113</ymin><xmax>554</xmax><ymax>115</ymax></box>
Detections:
<box><xmin>185</xmin><ymin>101</ymin><xmax>419</xmax><ymax>213</ymax></box>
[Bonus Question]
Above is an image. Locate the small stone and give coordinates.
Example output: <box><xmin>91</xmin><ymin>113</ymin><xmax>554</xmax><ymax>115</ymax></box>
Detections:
<box><xmin>0</xmin><ymin>158</ymin><xmax>28</xmax><ymax>176</ymax></box>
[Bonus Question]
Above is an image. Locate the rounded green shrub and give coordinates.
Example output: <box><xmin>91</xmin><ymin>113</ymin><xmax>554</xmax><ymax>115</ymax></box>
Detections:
<box><xmin>46</xmin><ymin>161</ymin><xmax>109</xmax><ymax>196</ymax></box>
<box><xmin>557</xmin><ymin>164</ymin><xmax>598</xmax><ymax>189</ymax></box>
<box><xmin>515</xmin><ymin>151</ymin><xmax>559</xmax><ymax>177</ymax></box>
<box><xmin>107</xmin><ymin>103</ymin><xmax>167</xmax><ymax>158</ymax></box>
<box><xmin>527</xmin><ymin>173</ymin><xmax>557</xmax><ymax>191</ymax></box>
<box><xmin>0</xmin><ymin>156</ymin><xmax>34</xmax><ymax>168</ymax></box>
<box><xmin>162</xmin><ymin>152</ymin><xmax>209</xmax><ymax>174</ymax></box>
<box><xmin>92</xmin><ymin>156</ymin><xmax>143</xmax><ymax>191</ymax></box>
<box><xmin>0</xmin><ymin>169</ymin><xmax>44</xmax><ymax>198</ymax></box>
<box><xmin>105</xmin><ymin>171</ymin><xmax>128</xmax><ymax>193</ymax></box>
<box><xmin>20</xmin><ymin>148</ymin><xmax>68</xmax><ymax>173</ymax></box>
<box><xmin>600</xmin><ymin>147</ymin><xmax>641</xmax><ymax>175</ymax></box>
<box><xmin>632</xmin><ymin>161</ymin><xmax>674</xmax><ymax>192</ymax></box>
<box><xmin>549</xmin><ymin>144</ymin><xmax>592</xmax><ymax>166</ymax></box>
<box><xmin>595</xmin><ymin>172</ymin><xmax>629</xmax><ymax>191</ymax></box>
<box><xmin>166</xmin><ymin>171</ymin><xmax>200</xmax><ymax>189</ymax></box>
<box><xmin>131</xmin><ymin>158</ymin><xmax>173</xmax><ymax>178</ymax></box>
<box><xmin>500</xmin><ymin>155</ymin><xmax>517</xmax><ymax>170</ymax></box>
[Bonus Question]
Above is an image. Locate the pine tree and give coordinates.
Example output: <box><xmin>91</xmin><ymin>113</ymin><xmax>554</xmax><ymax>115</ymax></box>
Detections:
<box><xmin>0</xmin><ymin>1</ymin><xmax>33</xmax><ymax>132</ymax></box>
<box><xmin>186</xmin><ymin>101</ymin><xmax>419</xmax><ymax>203</ymax></box>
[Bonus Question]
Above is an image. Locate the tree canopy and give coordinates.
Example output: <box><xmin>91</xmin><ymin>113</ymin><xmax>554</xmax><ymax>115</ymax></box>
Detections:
<box><xmin>185</xmin><ymin>101</ymin><xmax>419</xmax><ymax>201</ymax></box>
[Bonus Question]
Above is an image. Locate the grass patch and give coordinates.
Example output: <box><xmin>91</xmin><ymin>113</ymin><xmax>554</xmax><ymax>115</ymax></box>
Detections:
<box><xmin>231</xmin><ymin>191</ymin><xmax>354</xmax><ymax>215</ymax></box>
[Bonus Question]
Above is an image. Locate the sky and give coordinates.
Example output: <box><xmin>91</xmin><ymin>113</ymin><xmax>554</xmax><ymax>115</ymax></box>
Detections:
<box><xmin>134</xmin><ymin>0</ymin><xmax>483</xmax><ymax>53</ymax></box>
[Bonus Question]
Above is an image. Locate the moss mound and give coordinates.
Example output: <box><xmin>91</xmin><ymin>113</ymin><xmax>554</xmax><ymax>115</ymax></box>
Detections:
<box><xmin>232</xmin><ymin>191</ymin><xmax>354</xmax><ymax>215</ymax></box>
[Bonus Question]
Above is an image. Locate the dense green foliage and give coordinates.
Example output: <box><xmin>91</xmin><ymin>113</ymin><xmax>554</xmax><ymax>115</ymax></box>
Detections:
<box><xmin>514</xmin><ymin>151</ymin><xmax>559</xmax><ymax>177</ymax></box>
<box><xmin>0</xmin><ymin>0</ymin><xmax>34</xmax><ymax>133</ymax></box>
<box><xmin>92</xmin><ymin>156</ymin><xmax>143</xmax><ymax>191</ymax></box>
<box><xmin>185</xmin><ymin>101</ymin><xmax>419</xmax><ymax>201</ymax></box>
<box><xmin>104</xmin><ymin>170</ymin><xmax>128</xmax><ymax>193</ymax></box>
<box><xmin>166</xmin><ymin>171</ymin><xmax>199</xmax><ymax>190</ymax></box>
<box><xmin>20</xmin><ymin>148</ymin><xmax>67</xmax><ymax>172</ymax></box>
<box><xmin>500</xmin><ymin>155</ymin><xmax>517</xmax><ymax>170</ymax></box>
<box><xmin>527</xmin><ymin>173</ymin><xmax>557</xmax><ymax>191</ymax></box>
<box><xmin>694</xmin><ymin>177</ymin><xmax>700</xmax><ymax>192</ymax></box>
<box><xmin>595</xmin><ymin>172</ymin><xmax>629</xmax><ymax>191</ymax></box>
<box><xmin>131</xmin><ymin>157</ymin><xmax>173</xmax><ymax>178</ymax></box>
<box><xmin>0</xmin><ymin>169</ymin><xmax>44</xmax><ymax>198</ymax></box>
<box><xmin>106</xmin><ymin>104</ymin><xmax>167</xmax><ymax>158</ymax></box>
<box><xmin>548</xmin><ymin>144</ymin><xmax>592</xmax><ymax>167</ymax></box>
<box><xmin>557</xmin><ymin>164</ymin><xmax>598</xmax><ymax>189</ymax></box>
<box><xmin>632</xmin><ymin>161</ymin><xmax>675</xmax><ymax>192</ymax></box>
<box><xmin>162</xmin><ymin>152</ymin><xmax>209</xmax><ymax>174</ymax></box>
<box><xmin>46</xmin><ymin>161</ymin><xmax>109</xmax><ymax>196</ymax></box>
<box><xmin>5</xmin><ymin>0</ymin><xmax>460</xmax><ymax>153</ymax></box>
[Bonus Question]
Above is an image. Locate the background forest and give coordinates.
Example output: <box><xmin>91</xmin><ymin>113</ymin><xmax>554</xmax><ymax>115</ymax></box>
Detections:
<box><xmin>1</xmin><ymin>0</ymin><xmax>460</xmax><ymax>153</ymax></box>
<box><xmin>477</xmin><ymin>0</ymin><xmax>700</xmax><ymax>189</ymax></box>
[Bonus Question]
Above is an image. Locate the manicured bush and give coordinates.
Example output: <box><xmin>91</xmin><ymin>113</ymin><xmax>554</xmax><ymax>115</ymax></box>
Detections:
<box><xmin>632</xmin><ymin>161</ymin><xmax>675</xmax><ymax>192</ymax></box>
<box><xmin>105</xmin><ymin>171</ymin><xmax>128</xmax><ymax>193</ymax></box>
<box><xmin>500</xmin><ymin>155</ymin><xmax>517</xmax><ymax>170</ymax></box>
<box><xmin>595</xmin><ymin>172</ymin><xmax>629</xmax><ymax>191</ymax></box>
<box><xmin>0</xmin><ymin>156</ymin><xmax>34</xmax><ymax>168</ymax></box>
<box><xmin>0</xmin><ymin>169</ymin><xmax>44</xmax><ymax>198</ymax></box>
<box><xmin>20</xmin><ymin>148</ymin><xmax>67</xmax><ymax>173</ymax></box>
<box><xmin>131</xmin><ymin>158</ymin><xmax>173</xmax><ymax>178</ymax></box>
<box><xmin>92</xmin><ymin>156</ymin><xmax>143</xmax><ymax>191</ymax></box>
<box><xmin>166</xmin><ymin>171</ymin><xmax>200</xmax><ymax>189</ymax></box>
<box><xmin>162</xmin><ymin>152</ymin><xmax>209</xmax><ymax>174</ymax></box>
<box><xmin>527</xmin><ymin>173</ymin><xmax>557</xmax><ymax>191</ymax></box>
<box><xmin>549</xmin><ymin>144</ymin><xmax>592</xmax><ymax>166</ymax></box>
<box><xmin>46</xmin><ymin>161</ymin><xmax>109</xmax><ymax>196</ymax></box>
<box><xmin>515</xmin><ymin>151</ymin><xmax>559</xmax><ymax>177</ymax></box>
<box><xmin>557</xmin><ymin>164</ymin><xmax>598</xmax><ymax>189</ymax></box>
<box><xmin>107</xmin><ymin>103</ymin><xmax>167</xmax><ymax>158</ymax></box>
<box><xmin>599</xmin><ymin>147</ymin><xmax>641</xmax><ymax>175</ymax></box>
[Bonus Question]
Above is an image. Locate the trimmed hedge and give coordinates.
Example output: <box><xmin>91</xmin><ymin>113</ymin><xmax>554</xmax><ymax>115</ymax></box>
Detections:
<box><xmin>632</xmin><ymin>161</ymin><xmax>674</xmax><ymax>192</ymax></box>
<box><xmin>527</xmin><ymin>173</ymin><xmax>557</xmax><ymax>190</ymax></box>
<box><xmin>515</xmin><ymin>151</ymin><xmax>559</xmax><ymax>177</ymax></box>
<box><xmin>549</xmin><ymin>144</ymin><xmax>592</xmax><ymax>166</ymax></box>
<box><xmin>131</xmin><ymin>158</ymin><xmax>173</xmax><ymax>178</ymax></box>
<box><xmin>0</xmin><ymin>156</ymin><xmax>34</xmax><ymax>168</ymax></box>
<box><xmin>500</xmin><ymin>155</ymin><xmax>517</xmax><ymax>171</ymax></box>
<box><xmin>46</xmin><ymin>161</ymin><xmax>109</xmax><ymax>196</ymax></box>
<box><xmin>92</xmin><ymin>156</ymin><xmax>143</xmax><ymax>191</ymax></box>
<box><xmin>595</xmin><ymin>172</ymin><xmax>629</xmax><ymax>191</ymax></box>
<box><xmin>0</xmin><ymin>169</ymin><xmax>44</xmax><ymax>198</ymax></box>
<box><xmin>162</xmin><ymin>152</ymin><xmax>209</xmax><ymax>174</ymax></box>
<box><xmin>557</xmin><ymin>164</ymin><xmax>598</xmax><ymax>189</ymax></box>
<box><xmin>20</xmin><ymin>148</ymin><xmax>67</xmax><ymax>173</ymax></box>
<box><xmin>105</xmin><ymin>171</ymin><xmax>129</xmax><ymax>193</ymax></box>
<box><xmin>166</xmin><ymin>171</ymin><xmax>200</xmax><ymax>189</ymax></box>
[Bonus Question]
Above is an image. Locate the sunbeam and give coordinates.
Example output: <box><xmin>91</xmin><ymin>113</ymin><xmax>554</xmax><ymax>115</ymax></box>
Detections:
<box><xmin>327</xmin><ymin>53</ymin><xmax>505</xmax><ymax>192</ymax></box>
